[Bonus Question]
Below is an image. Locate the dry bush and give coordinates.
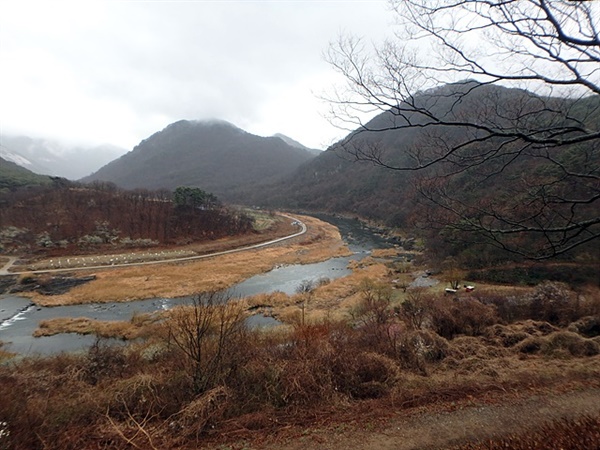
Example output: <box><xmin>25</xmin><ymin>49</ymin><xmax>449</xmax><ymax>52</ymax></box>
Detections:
<box><xmin>228</xmin><ymin>323</ymin><xmax>346</xmax><ymax>411</ymax></box>
<box><xmin>277</xmin><ymin>323</ymin><xmax>341</xmax><ymax>406</ymax></box>
<box><xmin>483</xmin><ymin>324</ymin><xmax>530</xmax><ymax>347</ymax></box>
<box><xmin>84</xmin><ymin>338</ymin><xmax>128</xmax><ymax>385</ymax></box>
<box><xmin>568</xmin><ymin>315</ymin><xmax>600</xmax><ymax>338</ymax></box>
<box><xmin>171</xmin><ymin>386</ymin><xmax>231</xmax><ymax>440</ymax></box>
<box><xmin>164</xmin><ymin>291</ymin><xmax>249</xmax><ymax>395</ymax></box>
<box><xmin>516</xmin><ymin>319</ymin><xmax>559</xmax><ymax>336</ymax></box>
<box><xmin>454</xmin><ymin>415</ymin><xmax>600</xmax><ymax>450</ymax></box>
<box><xmin>107</xmin><ymin>373</ymin><xmax>164</xmax><ymax>420</ymax></box>
<box><xmin>515</xmin><ymin>336</ymin><xmax>546</xmax><ymax>354</ymax></box>
<box><xmin>351</xmin><ymin>278</ymin><xmax>394</xmax><ymax>327</ymax></box>
<box><xmin>429</xmin><ymin>296</ymin><xmax>499</xmax><ymax>339</ymax></box>
<box><xmin>331</xmin><ymin>350</ymin><xmax>400</xmax><ymax>399</ymax></box>
<box><xmin>525</xmin><ymin>281</ymin><xmax>581</xmax><ymax>325</ymax></box>
<box><xmin>541</xmin><ymin>331</ymin><xmax>600</xmax><ymax>357</ymax></box>
<box><xmin>449</xmin><ymin>336</ymin><xmax>510</xmax><ymax>360</ymax></box>
<box><xmin>0</xmin><ymin>356</ymin><xmax>105</xmax><ymax>450</ymax></box>
<box><xmin>516</xmin><ymin>331</ymin><xmax>600</xmax><ymax>357</ymax></box>
<box><xmin>475</xmin><ymin>290</ymin><xmax>531</xmax><ymax>323</ymax></box>
<box><xmin>395</xmin><ymin>330</ymin><xmax>450</xmax><ymax>374</ymax></box>
<box><xmin>398</xmin><ymin>288</ymin><xmax>430</xmax><ymax>330</ymax></box>
<box><xmin>231</xmin><ymin>357</ymin><xmax>287</xmax><ymax>410</ymax></box>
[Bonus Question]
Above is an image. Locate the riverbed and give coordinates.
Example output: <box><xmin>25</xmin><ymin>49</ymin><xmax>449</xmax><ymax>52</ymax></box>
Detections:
<box><xmin>0</xmin><ymin>215</ymin><xmax>394</xmax><ymax>355</ymax></box>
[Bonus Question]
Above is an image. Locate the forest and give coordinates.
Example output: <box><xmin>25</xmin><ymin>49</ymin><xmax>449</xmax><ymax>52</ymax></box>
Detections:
<box><xmin>0</xmin><ymin>180</ymin><xmax>254</xmax><ymax>254</ymax></box>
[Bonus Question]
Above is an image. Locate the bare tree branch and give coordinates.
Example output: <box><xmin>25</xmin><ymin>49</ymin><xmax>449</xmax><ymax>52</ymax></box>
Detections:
<box><xmin>325</xmin><ymin>0</ymin><xmax>599</xmax><ymax>259</ymax></box>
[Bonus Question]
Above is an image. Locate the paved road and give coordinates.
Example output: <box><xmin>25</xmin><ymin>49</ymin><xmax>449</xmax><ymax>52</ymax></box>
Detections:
<box><xmin>0</xmin><ymin>215</ymin><xmax>306</xmax><ymax>276</ymax></box>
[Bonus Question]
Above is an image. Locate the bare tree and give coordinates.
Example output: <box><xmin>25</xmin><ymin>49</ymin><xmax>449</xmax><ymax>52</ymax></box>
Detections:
<box><xmin>166</xmin><ymin>291</ymin><xmax>247</xmax><ymax>395</ymax></box>
<box><xmin>326</xmin><ymin>0</ymin><xmax>599</xmax><ymax>259</ymax></box>
<box><xmin>295</xmin><ymin>279</ymin><xmax>316</xmax><ymax>326</ymax></box>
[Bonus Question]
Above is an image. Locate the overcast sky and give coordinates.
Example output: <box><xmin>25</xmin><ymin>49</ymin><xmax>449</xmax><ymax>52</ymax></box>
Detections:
<box><xmin>0</xmin><ymin>1</ymin><xmax>394</xmax><ymax>152</ymax></box>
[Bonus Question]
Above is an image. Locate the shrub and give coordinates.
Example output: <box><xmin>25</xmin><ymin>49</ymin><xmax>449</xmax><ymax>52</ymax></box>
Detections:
<box><xmin>77</xmin><ymin>234</ymin><xmax>103</xmax><ymax>248</ymax></box>
<box><xmin>332</xmin><ymin>351</ymin><xmax>400</xmax><ymax>399</ymax></box>
<box><xmin>429</xmin><ymin>297</ymin><xmax>498</xmax><ymax>339</ymax></box>
<box><xmin>568</xmin><ymin>316</ymin><xmax>600</xmax><ymax>338</ymax></box>
<box><xmin>526</xmin><ymin>282</ymin><xmax>579</xmax><ymax>325</ymax></box>
<box><xmin>164</xmin><ymin>291</ymin><xmax>248</xmax><ymax>395</ymax></box>
<box><xmin>84</xmin><ymin>338</ymin><xmax>128</xmax><ymax>385</ymax></box>
<box><xmin>119</xmin><ymin>237</ymin><xmax>159</xmax><ymax>247</ymax></box>
<box><xmin>515</xmin><ymin>331</ymin><xmax>600</xmax><ymax>357</ymax></box>
<box><xmin>398</xmin><ymin>288</ymin><xmax>430</xmax><ymax>330</ymax></box>
<box><xmin>541</xmin><ymin>331</ymin><xmax>600</xmax><ymax>357</ymax></box>
<box><xmin>483</xmin><ymin>324</ymin><xmax>530</xmax><ymax>347</ymax></box>
<box><xmin>396</xmin><ymin>330</ymin><xmax>449</xmax><ymax>373</ymax></box>
<box><xmin>515</xmin><ymin>336</ymin><xmax>545</xmax><ymax>354</ymax></box>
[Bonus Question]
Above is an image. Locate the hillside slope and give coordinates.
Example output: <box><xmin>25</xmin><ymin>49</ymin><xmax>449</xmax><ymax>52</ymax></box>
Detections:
<box><xmin>251</xmin><ymin>82</ymin><xmax>599</xmax><ymax>227</ymax></box>
<box><xmin>0</xmin><ymin>156</ymin><xmax>51</xmax><ymax>191</ymax></box>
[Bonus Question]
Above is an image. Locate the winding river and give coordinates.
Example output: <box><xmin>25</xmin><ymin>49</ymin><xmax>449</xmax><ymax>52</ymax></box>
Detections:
<box><xmin>0</xmin><ymin>215</ymin><xmax>393</xmax><ymax>356</ymax></box>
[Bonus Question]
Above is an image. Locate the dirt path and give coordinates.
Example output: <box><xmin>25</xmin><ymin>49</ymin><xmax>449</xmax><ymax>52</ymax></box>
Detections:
<box><xmin>256</xmin><ymin>388</ymin><xmax>600</xmax><ymax>450</ymax></box>
<box><xmin>0</xmin><ymin>257</ymin><xmax>17</xmax><ymax>276</ymax></box>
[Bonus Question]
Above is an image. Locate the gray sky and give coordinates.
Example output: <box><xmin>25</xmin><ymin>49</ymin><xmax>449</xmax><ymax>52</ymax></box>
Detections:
<box><xmin>0</xmin><ymin>0</ymin><xmax>393</xmax><ymax>152</ymax></box>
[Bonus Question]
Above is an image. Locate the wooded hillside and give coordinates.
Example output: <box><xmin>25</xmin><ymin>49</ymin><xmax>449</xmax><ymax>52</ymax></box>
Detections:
<box><xmin>0</xmin><ymin>181</ymin><xmax>253</xmax><ymax>254</ymax></box>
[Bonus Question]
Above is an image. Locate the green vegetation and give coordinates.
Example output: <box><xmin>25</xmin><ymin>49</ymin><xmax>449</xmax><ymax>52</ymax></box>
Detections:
<box><xmin>0</xmin><ymin>157</ymin><xmax>51</xmax><ymax>192</ymax></box>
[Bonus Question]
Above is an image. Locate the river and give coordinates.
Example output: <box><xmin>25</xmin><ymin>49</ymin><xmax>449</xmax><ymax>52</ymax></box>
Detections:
<box><xmin>0</xmin><ymin>215</ymin><xmax>394</xmax><ymax>356</ymax></box>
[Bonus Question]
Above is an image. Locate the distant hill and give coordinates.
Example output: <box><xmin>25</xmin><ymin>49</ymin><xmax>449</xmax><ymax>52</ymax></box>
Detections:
<box><xmin>0</xmin><ymin>135</ymin><xmax>126</xmax><ymax>180</ymax></box>
<box><xmin>273</xmin><ymin>133</ymin><xmax>321</xmax><ymax>155</ymax></box>
<box><xmin>83</xmin><ymin>120</ymin><xmax>317</xmax><ymax>198</ymax></box>
<box><xmin>0</xmin><ymin>156</ymin><xmax>51</xmax><ymax>191</ymax></box>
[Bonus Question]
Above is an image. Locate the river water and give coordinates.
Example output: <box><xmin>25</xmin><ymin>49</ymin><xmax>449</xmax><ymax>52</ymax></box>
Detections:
<box><xmin>0</xmin><ymin>215</ymin><xmax>393</xmax><ymax>356</ymax></box>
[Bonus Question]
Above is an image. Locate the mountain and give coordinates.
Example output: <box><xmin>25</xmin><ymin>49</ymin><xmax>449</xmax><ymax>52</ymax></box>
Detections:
<box><xmin>273</xmin><ymin>133</ymin><xmax>321</xmax><ymax>155</ymax></box>
<box><xmin>83</xmin><ymin>120</ymin><xmax>317</xmax><ymax>198</ymax></box>
<box><xmin>0</xmin><ymin>135</ymin><xmax>126</xmax><ymax>180</ymax></box>
<box><xmin>0</xmin><ymin>156</ymin><xmax>52</xmax><ymax>191</ymax></box>
<box><xmin>247</xmin><ymin>81</ymin><xmax>600</xmax><ymax>233</ymax></box>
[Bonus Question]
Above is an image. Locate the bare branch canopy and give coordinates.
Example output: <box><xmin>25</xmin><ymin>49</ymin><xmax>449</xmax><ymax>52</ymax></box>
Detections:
<box><xmin>326</xmin><ymin>0</ymin><xmax>599</xmax><ymax>260</ymax></box>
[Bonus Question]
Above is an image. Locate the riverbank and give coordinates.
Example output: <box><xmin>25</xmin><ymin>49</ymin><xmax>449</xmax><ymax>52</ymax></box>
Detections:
<box><xmin>15</xmin><ymin>214</ymin><xmax>350</xmax><ymax>306</ymax></box>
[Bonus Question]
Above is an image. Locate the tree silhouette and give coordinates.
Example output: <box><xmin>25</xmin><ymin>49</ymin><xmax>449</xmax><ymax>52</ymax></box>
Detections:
<box><xmin>326</xmin><ymin>0</ymin><xmax>599</xmax><ymax>259</ymax></box>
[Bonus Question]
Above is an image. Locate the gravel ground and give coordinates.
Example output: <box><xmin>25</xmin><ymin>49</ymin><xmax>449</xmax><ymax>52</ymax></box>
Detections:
<box><xmin>409</xmin><ymin>271</ymin><xmax>440</xmax><ymax>288</ymax></box>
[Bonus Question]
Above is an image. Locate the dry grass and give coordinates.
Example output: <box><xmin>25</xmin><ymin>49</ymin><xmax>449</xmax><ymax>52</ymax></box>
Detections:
<box><xmin>242</xmin><ymin>263</ymin><xmax>392</xmax><ymax>325</ymax></box>
<box><xmin>33</xmin><ymin>313</ymin><xmax>159</xmax><ymax>339</ymax></box>
<box><xmin>24</xmin><ymin>215</ymin><xmax>350</xmax><ymax>306</ymax></box>
<box><xmin>371</xmin><ymin>248</ymin><xmax>402</xmax><ymax>258</ymax></box>
<box><xmin>3</xmin><ymin>286</ymin><xmax>600</xmax><ymax>450</ymax></box>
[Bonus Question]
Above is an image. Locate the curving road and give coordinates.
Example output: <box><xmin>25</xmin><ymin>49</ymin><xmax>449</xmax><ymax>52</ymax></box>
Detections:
<box><xmin>0</xmin><ymin>215</ymin><xmax>306</xmax><ymax>276</ymax></box>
